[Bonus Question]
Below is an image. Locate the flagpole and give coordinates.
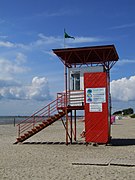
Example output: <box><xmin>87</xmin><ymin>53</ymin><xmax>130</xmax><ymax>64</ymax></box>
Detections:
<box><xmin>64</xmin><ymin>28</ymin><xmax>68</xmax><ymax>145</ymax></box>
<box><xmin>64</xmin><ymin>28</ymin><xmax>66</xmax><ymax>48</ymax></box>
<box><xmin>64</xmin><ymin>29</ymin><xmax>75</xmax><ymax>145</ymax></box>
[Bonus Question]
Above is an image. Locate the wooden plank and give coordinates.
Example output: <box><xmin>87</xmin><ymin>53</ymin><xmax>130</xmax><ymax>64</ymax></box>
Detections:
<box><xmin>72</xmin><ymin>158</ymin><xmax>111</xmax><ymax>166</ymax></box>
<box><xmin>110</xmin><ymin>159</ymin><xmax>135</xmax><ymax>167</ymax></box>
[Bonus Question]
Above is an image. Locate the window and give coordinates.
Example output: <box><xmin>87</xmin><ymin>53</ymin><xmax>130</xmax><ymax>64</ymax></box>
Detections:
<box><xmin>71</xmin><ymin>73</ymin><xmax>80</xmax><ymax>90</ymax></box>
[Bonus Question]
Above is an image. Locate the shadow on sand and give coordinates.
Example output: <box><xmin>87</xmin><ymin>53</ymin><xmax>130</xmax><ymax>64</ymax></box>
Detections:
<box><xmin>21</xmin><ymin>139</ymin><xmax>135</xmax><ymax>146</ymax></box>
<box><xmin>110</xmin><ymin>138</ymin><xmax>135</xmax><ymax>146</ymax></box>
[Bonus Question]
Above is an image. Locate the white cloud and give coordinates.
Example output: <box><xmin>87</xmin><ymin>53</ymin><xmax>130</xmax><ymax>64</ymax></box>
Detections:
<box><xmin>117</xmin><ymin>59</ymin><xmax>135</xmax><ymax>66</ymax></box>
<box><xmin>0</xmin><ymin>56</ymin><xmax>50</xmax><ymax>101</ymax></box>
<box><xmin>71</xmin><ymin>36</ymin><xmax>106</xmax><ymax>43</ymax></box>
<box><xmin>111</xmin><ymin>75</ymin><xmax>135</xmax><ymax>101</ymax></box>
<box><xmin>15</xmin><ymin>52</ymin><xmax>27</xmax><ymax>64</ymax></box>
<box><xmin>0</xmin><ymin>79</ymin><xmax>20</xmax><ymax>87</ymax></box>
<box><xmin>0</xmin><ymin>58</ymin><xmax>29</xmax><ymax>78</ymax></box>
<box><xmin>109</xmin><ymin>23</ymin><xmax>135</xmax><ymax>30</ymax></box>
<box><xmin>32</xmin><ymin>34</ymin><xmax>106</xmax><ymax>49</ymax></box>
<box><xmin>0</xmin><ymin>76</ymin><xmax>52</xmax><ymax>101</ymax></box>
<box><xmin>36</xmin><ymin>34</ymin><xmax>62</xmax><ymax>46</ymax></box>
<box><xmin>0</xmin><ymin>40</ymin><xmax>29</xmax><ymax>50</ymax></box>
<box><xmin>0</xmin><ymin>34</ymin><xmax>107</xmax><ymax>52</ymax></box>
<box><xmin>28</xmin><ymin>77</ymin><xmax>51</xmax><ymax>101</ymax></box>
<box><xmin>0</xmin><ymin>86</ymin><xmax>23</xmax><ymax>100</ymax></box>
<box><xmin>0</xmin><ymin>41</ymin><xmax>15</xmax><ymax>47</ymax></box>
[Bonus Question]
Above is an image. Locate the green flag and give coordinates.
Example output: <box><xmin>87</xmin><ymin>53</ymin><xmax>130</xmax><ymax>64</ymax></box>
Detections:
<box><xmin>64</xmin><ymin>29</ymin><xmax>75</xmax><ymax>39</ymax></box>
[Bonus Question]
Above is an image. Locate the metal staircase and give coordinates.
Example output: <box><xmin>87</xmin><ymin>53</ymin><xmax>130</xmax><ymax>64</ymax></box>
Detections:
<box><xmin>14</xmin><ymin>94</ymin><xmax>66</xmax><ymax>144</ymax></box>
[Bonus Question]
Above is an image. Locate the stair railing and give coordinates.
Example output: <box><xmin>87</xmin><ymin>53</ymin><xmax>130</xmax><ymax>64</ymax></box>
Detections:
<box><xmin>17</xmin><ymin>93</ymin><xmax>66</xmax><ymax>138</ymax></box>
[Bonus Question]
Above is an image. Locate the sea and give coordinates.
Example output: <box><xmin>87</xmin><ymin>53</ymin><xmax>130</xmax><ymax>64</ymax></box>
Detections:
<box><xmin>0</xmin><ymin>101</ymin><xmax>134</xmax><ymax>125</ymax></box>
<box><xmin>0</xmin><ymin>116</ymin><xmax>29</xmax><ymax>125</ymax></box>
<box><xmin>0</xmin><ymin>116</ymin><xmax>84</xmax><ymax>125</ymax></box>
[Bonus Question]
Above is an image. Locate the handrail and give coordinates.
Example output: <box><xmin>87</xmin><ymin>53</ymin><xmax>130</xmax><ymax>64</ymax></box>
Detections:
<box><xmin>17</xmin><ymin>93</ymin><xmax>65</xmax><ymax>138</ymax></box>
<box><xmin>57</xmin><ymin>90</ymin><xmax>84</xmax><ymax>107</ymax></box>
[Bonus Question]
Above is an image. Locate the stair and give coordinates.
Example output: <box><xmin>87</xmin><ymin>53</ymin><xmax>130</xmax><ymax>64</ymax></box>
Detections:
<box><xmin>14</xmin><ymin>94</ymin><xmax>66</xmax><ymax>144</ymax></box>
<box><xmin>14</xmin><ymin>111</ymin><xmax>66</xmax><ymax>144</ymax></box>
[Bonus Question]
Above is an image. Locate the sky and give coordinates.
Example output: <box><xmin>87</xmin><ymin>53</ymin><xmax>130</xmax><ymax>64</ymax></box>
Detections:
<box><xmin>0</xmin><ymin>0</ymin><xmax>135</xmax><ymax>115</ymax></box>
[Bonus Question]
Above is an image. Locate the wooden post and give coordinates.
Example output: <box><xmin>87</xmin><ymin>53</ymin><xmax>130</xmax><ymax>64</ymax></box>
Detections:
<box><xmin>65</xmin><ymin>65</ymin><xmax>68</xmax><ymax>145</ymax></box>
<box><xmin>70</xmin><ymin>110</ymin><xmax>72</xmax><ymax>144</ymax></box>
<box><xmin>74</xmin><ymin>110</ymin><xmax>76</xmax><ymax>141</ymax></box>
<box><xmin>14</xmin><ymin>117</ymin><xmax>15</xmax><ymax>127</ymax></box>
<box><xmin>18</xmin><ymin>124</ymin><xmax>20</xmax><ymax>138</ymax></box>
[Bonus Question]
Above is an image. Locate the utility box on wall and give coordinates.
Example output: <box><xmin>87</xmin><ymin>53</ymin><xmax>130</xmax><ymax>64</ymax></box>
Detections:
<box><xmin>84</xmin><ymin>72</ymin><xmax>110</xmax><ymax>144</ymax></box>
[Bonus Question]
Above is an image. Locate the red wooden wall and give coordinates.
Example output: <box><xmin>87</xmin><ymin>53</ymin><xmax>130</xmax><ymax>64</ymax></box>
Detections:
<box><xmin>84</xmin><ymin>72</ymin><xmax>110</xmax><ymax>143</ymax></box>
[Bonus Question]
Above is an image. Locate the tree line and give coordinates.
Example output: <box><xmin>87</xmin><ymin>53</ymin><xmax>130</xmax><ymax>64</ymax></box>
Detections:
<box><xmin>113</xmin><ymin>108</ymin><xmax>134</xmax><ymax>115</ymax></box>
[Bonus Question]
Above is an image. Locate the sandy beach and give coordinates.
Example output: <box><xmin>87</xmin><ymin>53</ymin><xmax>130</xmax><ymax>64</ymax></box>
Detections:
<box><xmin>0</xmin><ymin>117</ymin><xmax>135</xmax><ymax>180</ymax></box>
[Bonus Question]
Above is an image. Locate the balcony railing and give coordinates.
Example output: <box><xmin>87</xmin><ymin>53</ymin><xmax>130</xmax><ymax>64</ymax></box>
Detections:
<box><xmin>57</xmin><ymin>90</ymin><xmax>84</xmax><ymax>108</ymax></box>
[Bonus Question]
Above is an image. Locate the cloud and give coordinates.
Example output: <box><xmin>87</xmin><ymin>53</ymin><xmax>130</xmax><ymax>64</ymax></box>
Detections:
<box><xmin>0</xmin><ymin>57</ymin><xmax>52</xmax><ymax>101</ymax></box>
<box><xmin>109</xmin><ymin>23</ymin><xmax>135</xmax><ymax>30</ymax></box>
<box><xmin>42</xmin><ymin>50</ymin><xmax>55</xmax><ymax>57</ymax></box>
<box><xmin>116</xmin><ymin>59</ymin><xmax>135</xmax><ymax>66</ymax></box>
<box><xmin>0</xmin><ymin>34</ymin><xmax>108</xmax><ymax>53</ymax></box>
<box><xmin>71</xmin><ymin>36</ymin><xmax>106</xmax><ymax>43</ymax></box>
<box><xmin>0</xmin><ymin>76</ymin><xmax>52</xmax><ymax>101</ymax></box>
<box><xmin>28</xmin><ymin>77</ymin><xmax>51</xmax><ymax>101</ymax></box>
<box><xmin>0</xmin><ymin>58</ymin><xmax>51</xmax><ymax>101</ymax></box>
<box><xmin>36</xmin><ymin>34</ymin><xmax>62</xmax><ymax>46</ymax></box>
<box><xmin>0</xmin><ymin>79</ymin><xmax>20</xmax><ymax>87</ymax></box>
<box><xmin>34</xmin><ymin>34</ymin><xmax>106</xmax><ymax>49</ymax></box>
<box><xmin>0</xmin><ymin>41</ymin><xmax>15</xmax><ymax>47</ymax></box>
<box><xmin>0</xmin><ymin>40</ymin><xmax>29</xmax><ymax>50</ymax></box>
<box><xmin>111</xmin><ymin>75</ymin><xmax>135</xmax><ymax>101</ymax></box>
<box><xmin>0</xmin><ymin>58</ymin><xmax>29</xmax><ymax>78</ymax></box>
<box><xmin>15</xmin><ymin>52</ymin><xmax>27</xmax><ymax>64</ymax></box>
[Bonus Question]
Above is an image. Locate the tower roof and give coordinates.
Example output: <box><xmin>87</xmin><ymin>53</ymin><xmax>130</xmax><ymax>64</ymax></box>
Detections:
<box><xmin>53</xmin><ymin>44</ymin><xmax>119</xmax><ymax>69</ymax></box>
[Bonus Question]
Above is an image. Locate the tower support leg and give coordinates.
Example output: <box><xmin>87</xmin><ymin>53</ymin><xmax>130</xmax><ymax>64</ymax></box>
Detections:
<box><xmin>74</xmin><ymin>110</ymin><xmax>76</xmax><ymax>141</ymax></box>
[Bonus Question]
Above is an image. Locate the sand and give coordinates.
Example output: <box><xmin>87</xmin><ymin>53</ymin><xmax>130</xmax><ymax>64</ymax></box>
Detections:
<box><xmin>0</xmin><ymin>117</ymin><xmax>135</xmax><ymax>180</ymax></box>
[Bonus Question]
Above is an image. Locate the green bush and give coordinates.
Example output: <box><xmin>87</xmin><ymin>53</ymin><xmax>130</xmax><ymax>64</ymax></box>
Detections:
<box><xmin>113</xmin><ymin>108</ymin><xmax>134</xmax><ymax>116</ymax></box>
<box><xmin>123</xmin><ymin>108</ymin><xmax>134</xmax><ymax>115</ymax></box>
<box><xmin>113</xmin><ymin>110</ymin><xmax>122</xmax><ymax>115</ymax></box>
<box><xmin>130</xmin><ymin>114</ymin><xmax>135</xmax><ymax>118</ymax></box>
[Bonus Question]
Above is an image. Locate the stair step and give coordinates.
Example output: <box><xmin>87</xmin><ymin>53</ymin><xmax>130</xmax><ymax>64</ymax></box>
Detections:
<box><xmin>20</xmin><ymin>135</ymin><xmax>26</xmax><ymax>139</ymax></box>
<box><xmin>16</xmin><ymin>137</ymin><xmax>22</xmax><ymax>141</ymax></box>
<box><xmin>50</xmin><ymin>116</ymin><xmax>56</xmax><ymax>120</ymax></box>
<box><xmin>42</xmin><ymin>121</ymin><xmax>47</xmax><ymax>125</ymax></box>
<box><xmin>54</xmin><ymin>114</ymin><xmax>60</xmax><ymax>117</ymax></box>
<box><xmin>35</xmin><ymin>126</ymin><xmax>41</xmax><ymax>130</ymax></box>
<box><xmin>28</xmin><ymin>130</ymin><xmax>33</xmax><ymax>134</ymax></box>
<box><xmin>31</xmin><ymin>128</ymin><xmax>38</xmax><ymax>132</ymax></box>
<box><xmin>47</xmin><ymin>119</ymin><xmax>54</xmax><ymax>123</ymax></box>
<box><xmin>59</xmin><ymin>112</ymin><xmax>65</xmax><ymax>115</ymax></box>
<box><xmin>38</xmin><ymin>124</ymin><xmax>45</xmax><ymax>128</ymax></box>
<box><xmin>24</xmin><ymin>133</ymin><xmax>30</xmax><ymax>137</ymax></box>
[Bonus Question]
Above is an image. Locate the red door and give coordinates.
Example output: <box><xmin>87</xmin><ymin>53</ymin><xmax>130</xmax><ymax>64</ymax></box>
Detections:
<box><xmin>84</xmin><ymin>72</ymin><xmax>110</xmax><ymax>143</ymax></box>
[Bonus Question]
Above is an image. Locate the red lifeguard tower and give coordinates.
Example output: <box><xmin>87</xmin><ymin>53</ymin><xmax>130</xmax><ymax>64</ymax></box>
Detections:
<box><xmin>15</xmin><ymin>45</ymin><xmax>119</xmax><ymax>145</ymax></box>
